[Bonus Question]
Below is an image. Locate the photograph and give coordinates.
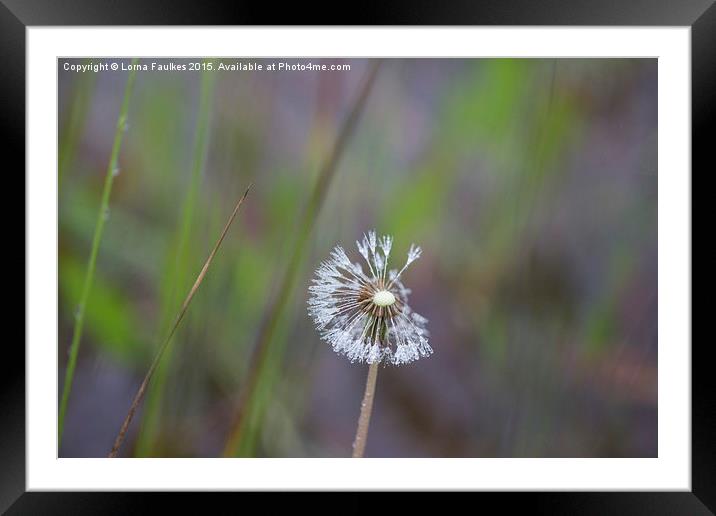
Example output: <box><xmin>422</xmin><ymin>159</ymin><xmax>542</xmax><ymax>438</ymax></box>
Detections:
<box><xmin>57</xmin><ymin>56</ymin><xmax>658</xmax><ymax>459</ymax></box>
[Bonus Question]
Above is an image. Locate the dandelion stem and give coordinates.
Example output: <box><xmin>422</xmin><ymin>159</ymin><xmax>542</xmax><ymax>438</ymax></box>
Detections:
<box><xmin>352</xmin><ymin>361</ymin><xmax>379</xmax><ymax>458</ymax></box>
<box><xmin>108</xmin><ymin>184</ymin><xmax>252</xmax><ymax>458</ymax></box>
<box><xmin>58</xmin><ymin>59</ymin><xmax>138</xmax><ymax>447</ymax></box>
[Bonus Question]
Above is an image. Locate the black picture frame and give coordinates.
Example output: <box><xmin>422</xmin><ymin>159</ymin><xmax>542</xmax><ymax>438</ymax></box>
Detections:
<box><xmin>4</xmin><ymin>0</ymin><xmax>710</xmax><ymax>512</ymax></box>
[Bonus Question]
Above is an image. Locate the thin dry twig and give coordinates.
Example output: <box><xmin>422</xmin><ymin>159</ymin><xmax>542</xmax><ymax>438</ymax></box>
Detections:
<box><xmin>108</xmin><ymin>184</ymin><xmax>252</xmax><ymax>458</ymax></box>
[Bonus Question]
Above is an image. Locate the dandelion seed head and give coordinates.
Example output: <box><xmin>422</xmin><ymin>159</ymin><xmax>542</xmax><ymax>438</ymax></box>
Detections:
<box><xmin>307</xmin><ymin>230</ymin><xmax>432</xmax><ymax>366</ymax></box>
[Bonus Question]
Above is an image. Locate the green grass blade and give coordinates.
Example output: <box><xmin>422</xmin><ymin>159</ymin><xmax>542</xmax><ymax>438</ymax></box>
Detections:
<box><xmin>58</xmin><ymin>58</ymin><xmax>139</xmax><ymax>447</ymax></box>
<box><xmin>222</xmin><ymin>61</ymin><xmax>381</xmax><ymax>457</ymax></box>
<box><xmin>135</xmin><ymin>61</ymin><xmax>216</xmax><ymax>456</ymax></box>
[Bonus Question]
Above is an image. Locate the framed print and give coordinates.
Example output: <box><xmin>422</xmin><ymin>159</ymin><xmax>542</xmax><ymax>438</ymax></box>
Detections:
<box><xmin>6</xmin><ymin>0</ymin><xmax>711</xmax><ymax>512</ymax></box>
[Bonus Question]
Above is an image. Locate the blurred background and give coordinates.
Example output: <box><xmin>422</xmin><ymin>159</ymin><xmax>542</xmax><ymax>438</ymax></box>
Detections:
<box><xmin>58</xmin><ymin>58</ymin><xmax>657</xmax><ymax>458</ymax></box>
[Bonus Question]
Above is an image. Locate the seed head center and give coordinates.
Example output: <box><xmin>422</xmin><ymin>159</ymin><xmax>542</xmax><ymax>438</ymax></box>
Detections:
<box><xmin>372</xmin><ymin>289</ymin><xmax>396</xmax><ymax>307</ymax></box>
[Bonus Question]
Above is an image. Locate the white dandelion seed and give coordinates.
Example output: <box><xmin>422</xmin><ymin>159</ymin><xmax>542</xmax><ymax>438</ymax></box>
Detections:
<box><xmin>308</xmin><ymin>230</ymin><xmax>432</xmax><ymax>366</ymax></box>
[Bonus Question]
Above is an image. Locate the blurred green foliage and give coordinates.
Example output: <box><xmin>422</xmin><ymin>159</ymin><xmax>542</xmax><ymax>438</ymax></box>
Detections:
<box><xmin>58</xmin><ymin>58</ymin><xmax>657</xmax><ymax>458</ymax></box>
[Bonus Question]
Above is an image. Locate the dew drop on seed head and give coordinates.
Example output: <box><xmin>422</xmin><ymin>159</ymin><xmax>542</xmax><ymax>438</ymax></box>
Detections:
<box><xmin>112</xmin><ymin>166</ymin><xmax>120</xmax><ymax>177</ymax></box>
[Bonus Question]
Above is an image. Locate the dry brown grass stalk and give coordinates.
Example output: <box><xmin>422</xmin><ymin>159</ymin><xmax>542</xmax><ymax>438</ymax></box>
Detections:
<box><xmin>108</xmin><ymin>184</ymin><xmax>252</xmax><ymax>457</ymax></box>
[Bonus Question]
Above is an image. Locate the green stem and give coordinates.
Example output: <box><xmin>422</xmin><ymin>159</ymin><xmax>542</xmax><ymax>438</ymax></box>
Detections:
<box><xmin>134</xmin><ymin>60</ymin><xmax>216</xmax><ymax>456</ymax></box>
<box><xmin>58</xmin><ymin>59</ymin><xmax>139</xmax><ymax>447</ymax></box>
<box><xmin>222</xmin><ymin>60</ymin><xmax>381</xmax><ymax>457</ymax></box>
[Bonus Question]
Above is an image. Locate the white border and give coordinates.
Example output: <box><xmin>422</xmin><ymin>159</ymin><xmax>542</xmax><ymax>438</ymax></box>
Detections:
<box><xmin>27</xmin><ymin>27</ymin><xmax>690</xmax><ymax>490</ymax></box>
